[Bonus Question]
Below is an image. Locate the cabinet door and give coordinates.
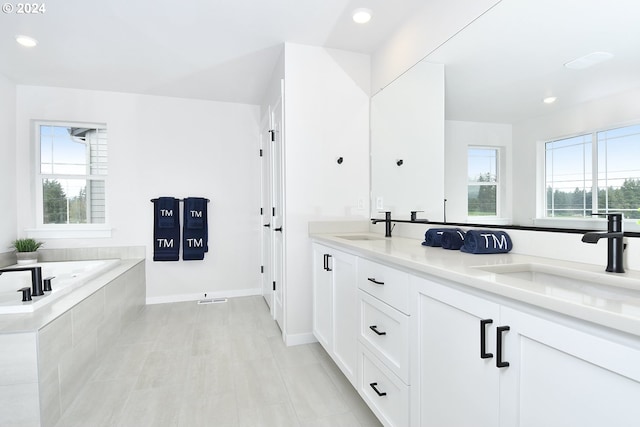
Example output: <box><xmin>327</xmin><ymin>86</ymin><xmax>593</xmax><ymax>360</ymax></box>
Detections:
<box><xmin>312</xmin><ymin>244</ymin><xmax>332</xmax><ymax>350</ymax></box>
<box><xmin>411</xmin><ymin>276</ymin><xmax>501</xmax><ymax>427</ymax></box>
<box><xmin>332</xmin><ymin>250</ymin><xmax>358</xmax><ymax>386</ymax></box>
<box><xmin>500</xmin><ymin>306</ymin><xmax>640</xmax><ymax>427</ymax></box>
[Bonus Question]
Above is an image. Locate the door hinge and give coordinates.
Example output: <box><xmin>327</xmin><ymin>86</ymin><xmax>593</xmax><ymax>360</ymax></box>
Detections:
<box><xmin>272</xmin><ymin>281</ymin><xmax>276</xmax><ymax>291</ymax></box>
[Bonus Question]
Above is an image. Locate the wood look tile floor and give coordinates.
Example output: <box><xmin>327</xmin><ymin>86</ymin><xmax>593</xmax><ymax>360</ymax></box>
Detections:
<box><xmin>55</xmin><ymin>296</ymin><xmax>383</xmax><ymax>427</ymax></box>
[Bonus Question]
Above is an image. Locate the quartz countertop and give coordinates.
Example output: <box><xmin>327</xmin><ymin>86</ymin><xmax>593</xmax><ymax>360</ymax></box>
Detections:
<box><xmin>310</xmin><ymin>232</ymin><xmax>640</xmax><ymax>338</ymax></box>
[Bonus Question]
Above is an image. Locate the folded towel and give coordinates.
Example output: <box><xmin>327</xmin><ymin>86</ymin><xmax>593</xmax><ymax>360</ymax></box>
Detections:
<box><xmin>461</xmin><ymin>230</ymin><xmax>513</xmax><ymax>254</ymax></box>
<box><xmin>422</xmin><ymin>228</ymin><xmax>450</xmax><ymax>247</ymax></box>
<box><xmin>183</xmin><ymin>197</ymin><xmax>208</xmax><ymax>260</ymax></box>
<box><xmin>153</xmin><ymin>197</ymin><xmax>180</xmax><ymax>261</ymax></box>
<box><xmin>441</xmin><ymin>229</ymin><xmax>466</xmax><ymax>250</ymax></box>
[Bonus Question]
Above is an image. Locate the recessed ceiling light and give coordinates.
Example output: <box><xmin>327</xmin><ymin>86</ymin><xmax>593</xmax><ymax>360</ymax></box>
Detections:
<box><xmin>15</xmin><ymin>35</ymin><xmax>38</xmax><ymax>47</ymax></box>
<box><xmin>352</xmin><ymin>8</ymin><xmax>372</xmax><ymax>24</ymax></box>
<box><xmin>543</xmin><ymin>96</ymin><xmax>557</xmax><ymax>104</ymax></box>
<box><xmin>564</xmin><ymin>51</ymin><xmax>613</xmax><ymax>70</ymax></box>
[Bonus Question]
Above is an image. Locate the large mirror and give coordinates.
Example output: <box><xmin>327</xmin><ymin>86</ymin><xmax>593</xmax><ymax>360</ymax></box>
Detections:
<box><xmin>371</xmin><ymin>0</ymin><xmax>640</xmax><ymax>230</ymax></box>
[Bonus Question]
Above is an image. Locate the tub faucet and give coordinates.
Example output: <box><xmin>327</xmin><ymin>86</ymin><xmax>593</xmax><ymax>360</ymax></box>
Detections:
<box><xmin>371</xmin><ymin>211</ymin><xmax>393</xmax><ymax>237</ymax></box>
<box><xmin>581</xmin><ymin>213</ymin><xmax>625</xmax><ymax>273</ymax></box>
<box><xmin>0</xmin><ymin>266</ymin><xmax>44</xmax><ymax>296</ymax></box>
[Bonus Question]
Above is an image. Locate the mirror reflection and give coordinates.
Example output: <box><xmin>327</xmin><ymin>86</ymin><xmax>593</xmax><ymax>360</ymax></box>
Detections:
<box><xmin>371</xmin><ymin>0</ymin><xmax>640</xmax><ymax>230</ymax></box>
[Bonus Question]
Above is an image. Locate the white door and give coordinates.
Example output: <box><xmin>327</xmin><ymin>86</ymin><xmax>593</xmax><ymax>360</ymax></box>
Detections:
<box><xmin>271</xmin><ymin>84</ymin><xmax>285</xmax><ymax>332</ymax></box>
<box><xmin>312</xmin><ymin>244</ymin><xmax>332</xmax><ymax>350</ymax></box>
<box><xmin>260</xmin><ymin>112</ymin><xmax>273</xmax><ymax>311</ymax></box>
<box><xmin>500</xmin><ymin>306</ymin><xmax>640</xmax><ymax>427</ymax></box>
<box><xmin>411</xmin><ymin>276</ymin><xmax>501</xmax><ymax>427</ymax></box>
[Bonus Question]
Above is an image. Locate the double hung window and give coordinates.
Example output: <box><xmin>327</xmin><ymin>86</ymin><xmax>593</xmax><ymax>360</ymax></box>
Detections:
<box><xmin>36</xmin><ymin>122</ymin><xmax>108</xmax><ymax>226</ymax></box>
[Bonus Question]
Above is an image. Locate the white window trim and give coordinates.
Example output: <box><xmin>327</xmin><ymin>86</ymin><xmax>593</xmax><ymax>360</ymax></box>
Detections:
<box><xmin>536</xmin><ymin>122</ymin><xmax>640</xmax><ymax>232</ymax></box>
<box><xmin>32</xmin><ymin>120</ymin><xmax>112</xmax><ymax>238</ymax></box>
<box><xmin>467</xmin><ymin>145</ymin><xmax>505</xmax><ymax>221</ymax></box>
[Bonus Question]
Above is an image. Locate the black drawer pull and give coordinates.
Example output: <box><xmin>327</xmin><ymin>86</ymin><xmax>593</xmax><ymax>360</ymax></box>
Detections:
<box><xmin>369</xmin><ymin>325</ymin><xmax>387</xmax><ymax>336</ymax></box>
<box><xmin>480</xmin><ymin>319</ymin><xmax>493</xmax><ymax>359</ymax></box>
<box><xmin>369</xmin><ymin>382</ymin><xmax>387</xmax><ymax>397</ymax></box>
<box><xmin>496</xmin><ymin>326</ymin><xmax>510</xmax><ymax>368</ymax></box>
<box><xmin>367</xmin><ymin>277</ymin><xmax>385</xmax><ymax>285</ymax></box>
<box><xmin>323</xmin><ymin>254</ymin><xmax>332</xmax><ymax>271</ymax></box>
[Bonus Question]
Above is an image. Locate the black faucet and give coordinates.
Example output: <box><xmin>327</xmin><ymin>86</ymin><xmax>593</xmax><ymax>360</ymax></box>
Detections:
<box><xmin>371</xmin><ymin>211</ymin><xmax>393</xmax><ymax>237</ymax></box>
<box><xmin>0</xmin><ymin>266</ymin><xmax>44</xmax><ymax>297</ymax></box>
<box><xmin>581</xmin><ymin>213</ymin><xmax>625</xmax><ymax>273</ymax></box>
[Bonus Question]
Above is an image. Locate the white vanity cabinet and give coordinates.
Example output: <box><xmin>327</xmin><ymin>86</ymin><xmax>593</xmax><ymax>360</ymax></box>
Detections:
<box><xmin>312</xmin><ymin>243</ymin><xmax>358</xmax><ymax>386</ymax></box>
<box><xmin>410</xmin><ymin>275</ymin><xmax>640</xmax><ymax>427</ymax></box>
<box><xmin>357</xmin><ymin>258</ymin><xmax>411</xmax><ymax>427</ymax></box>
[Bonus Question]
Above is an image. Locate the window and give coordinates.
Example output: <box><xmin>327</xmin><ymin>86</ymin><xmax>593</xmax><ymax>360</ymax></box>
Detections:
<box><xmin>36</xmin><ymin>122</ymin><xmax>107</xmax><ymax>226</ymax></box>
<box><xmin>468</xmin><ymin>147</ymin><xmax>499</xmax><ymax>216</ymax></box>
<box><xmin>545</xmin><ymin>124</ymin><xmax>640</xmax><ymax>219</ymax></box>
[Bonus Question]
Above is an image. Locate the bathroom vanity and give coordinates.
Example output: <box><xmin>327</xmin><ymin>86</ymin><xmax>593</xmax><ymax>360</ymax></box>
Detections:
<box><xmin>311</xmin><ymin>233</ymin><xmax>640</xmax><ymax>427</ymax></box>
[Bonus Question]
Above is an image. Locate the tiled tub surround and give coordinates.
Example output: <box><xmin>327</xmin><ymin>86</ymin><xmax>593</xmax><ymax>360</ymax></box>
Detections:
<box><xmin>0</xmin><ymin>247</ymin><xmax>145</xmax><ymax>427</ymax></box>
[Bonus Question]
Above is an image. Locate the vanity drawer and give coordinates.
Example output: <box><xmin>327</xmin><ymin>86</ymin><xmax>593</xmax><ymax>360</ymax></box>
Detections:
<box><xmin>358</xmin><ymin>344</ymin><xmax>409</xmax><ymax>427</ymax></box>
<box><xmin>359</xmin><ymin>290</ymin><xmax>409</xmax><ymax>383</ymax></box>
<box><xmin>358</xmin><ymin>258</ymin><xmax>410</xmax><ymax>314</ymax></box>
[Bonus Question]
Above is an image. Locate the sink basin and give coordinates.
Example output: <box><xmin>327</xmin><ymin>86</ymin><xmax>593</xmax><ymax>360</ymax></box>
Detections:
<box><xmin>472</xmin><ymin>263</ymin><xmax>640</xmax><ymax>301</ymax></box>
<box><xmin>337</xmin><ymin>235</ymin><xmax>385</xmax><ymax>241</ymax></box>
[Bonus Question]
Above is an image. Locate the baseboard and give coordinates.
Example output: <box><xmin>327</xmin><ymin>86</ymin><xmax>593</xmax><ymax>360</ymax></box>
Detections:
<box><xmin>284</xmin><ymin>332</ymin><xmax>318</xmax><ymax>346</ymax></box>
<box><xmin>146</xmin><ymin>287</ymin><xmax>262</xmax><ymax>305</ymax></box>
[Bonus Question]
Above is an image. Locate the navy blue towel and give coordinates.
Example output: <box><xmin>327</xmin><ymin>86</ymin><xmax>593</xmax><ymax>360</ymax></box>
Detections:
<box><xmin>422</xmin><ymin>228</ymin><xmax>450</xmax><ymax>247</ymax></box>
<box><xmin>153</xmin><ymin>197</ymin><xmax>180</xmax><ymax>261</ymax></box>
<box><xmin>441</xmin><ymin>229</ymin><xmax>466</xmax><ymax>250</ymax></box>
<box><xmin>183</xmin><ymin>197</ymin><xmax>208</xmax><ymax>260</ymax></box>
<box><xmin>461</xmin><ymin>230</ymin><xmax>513</xmax><ymax>254</ymax></box>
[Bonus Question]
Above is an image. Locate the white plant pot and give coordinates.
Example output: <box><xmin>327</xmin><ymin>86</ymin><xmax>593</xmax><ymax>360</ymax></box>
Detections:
<box><xmin>16</xmin><ymin>252</ymin><xmax>38</xmax><ymax>265</ymax></box>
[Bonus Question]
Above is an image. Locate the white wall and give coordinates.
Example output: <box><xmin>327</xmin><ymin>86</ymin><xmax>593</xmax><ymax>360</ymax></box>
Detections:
<box><xmin>370</xmin><ymin>0</ymin><xmax>501</xmax><ymax>93</ymax></box>
<box><xmin>445</xmin><ymin>120</ymin><xmax>512</xmax><ymax>223</ymax></box>
<box><xmin>15</xmin><ymin>86</ymin><xmax>261</xmax><ymax>301</ymax></box>
<box><xmin>282</xmin><ymin>43</ymin><xmax>370</xmax><ymax>341</ymax></box>
<box><xmin>0</xmin><ymin>74</ymin><xmax>17</xmax><ymax>255</ymax></box>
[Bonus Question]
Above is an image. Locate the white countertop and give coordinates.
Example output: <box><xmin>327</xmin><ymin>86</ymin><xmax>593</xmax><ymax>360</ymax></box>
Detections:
<box><xmin>311</xmin><ymin>232</ymin><xmax>640</xmax><ymax>338</ymax></box>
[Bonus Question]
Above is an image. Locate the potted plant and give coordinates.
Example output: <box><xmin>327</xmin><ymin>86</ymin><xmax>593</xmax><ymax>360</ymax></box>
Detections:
<box><xmin>11</xmin><ymin>238</ymin><xmax>44</xmax><ymax>265</ymax></box>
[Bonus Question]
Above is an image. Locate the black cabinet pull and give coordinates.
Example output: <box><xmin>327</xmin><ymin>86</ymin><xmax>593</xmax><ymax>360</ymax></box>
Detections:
<box><xmin>323</xmin><ymin>254</ymin><xmax>332</xmax><ymax>271</ymax></box>
<box><xmin>369</xmin><ymin>325</ymin><xmax>387</xmax><ymax>336</ymax></box>
<box><xmin>367</xmin><ymin>277</ymin><xmax>384</xmax><ymax>285</ymax></box>
<box><xmin>369</xmin><ymin>382</ymin><xmax>387</xmax><ymax>397</ymax></box>
<box><xmin>496</xmin><ymin>326</ymin><xmax>510</xmax><ymax>368</ymax></box>
<box><xmin>480</xmin><ymin>319</ymin><xmax>493</xmax><ymax>359</ymax></box>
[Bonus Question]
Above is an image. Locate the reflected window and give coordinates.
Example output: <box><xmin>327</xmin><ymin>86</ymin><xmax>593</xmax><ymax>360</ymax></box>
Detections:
<box><xmin>36</xmin><ymin>122</ymin><xmax>107</xmax><ymax>225</ymax></box>
<box><xmin>545</xmin><ymin>124</ymin><xmax>640</xmax><ymax>219</ymax></box>
<box><xmin>468</xmin><ymin>147</ymin><xmax>499</xmax><ymax>217</ymax></box>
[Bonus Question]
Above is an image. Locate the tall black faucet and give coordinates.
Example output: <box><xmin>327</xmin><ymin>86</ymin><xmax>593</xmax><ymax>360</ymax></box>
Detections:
<box><xmin>0</xmin><ymin>266</ymin><xmax>44</xmax><ymax>296</ymax></box>
<box><xmin>371</xmin><ymin>211</ymin><xmax>393</xmax><ymax>237</ymax></box>
<box><xmin>581</xmin><ymin>213</ymin><xmax>625</xmax><ymax>273</ymax></box>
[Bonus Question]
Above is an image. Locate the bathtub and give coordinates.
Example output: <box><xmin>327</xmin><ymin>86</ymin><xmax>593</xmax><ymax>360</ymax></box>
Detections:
<box><xmin>0</xmin><ymin>259</ymin><xmax>121</xmax><ymax>314</ymax></box>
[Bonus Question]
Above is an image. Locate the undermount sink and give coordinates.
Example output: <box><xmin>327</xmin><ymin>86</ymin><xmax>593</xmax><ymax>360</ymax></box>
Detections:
<box><xmin>337</xmin><ymin>235</ymin><xmax>385</xmax><ymax>241</ymax></box>
<box><xmin>472</xmin><ymin>263</ymin><xmax>640</xmax><ymax>301</ymax></box>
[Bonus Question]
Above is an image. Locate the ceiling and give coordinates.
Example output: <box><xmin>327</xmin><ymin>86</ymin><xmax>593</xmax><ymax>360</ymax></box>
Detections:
<box><xmin>425</xmin><ymin>0</ymin><xmax>640</xmax><ymax>124</ymax></box>
<box><xmin>0</xmin><ymin>0</ymin><xmax>425</xmax><ymax>105</ymax></box>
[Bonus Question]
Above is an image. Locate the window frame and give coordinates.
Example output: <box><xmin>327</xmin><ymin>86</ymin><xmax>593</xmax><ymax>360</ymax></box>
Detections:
<box><xmin>537</xmin><ymin>121</ymin><xmax>640</xmax><ymax>231</ymax></box>
<box><xmin>467</xmin><ymin>146</ymin><xmax>501</xmax><ymax>219</ymax></box>
<box><xmin>29</xmin><ymin>120</ymin><xmax>111</xmax><ymax>239</ymax></box>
